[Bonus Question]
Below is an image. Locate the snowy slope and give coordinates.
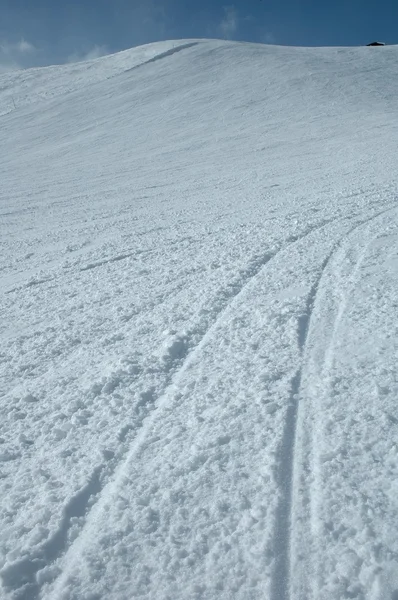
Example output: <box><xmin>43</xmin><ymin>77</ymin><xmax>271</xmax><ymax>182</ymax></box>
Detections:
<box><xmin>1</xmin><ymin>39</ymin><xmax>398</xmax><ymax>600</ymax></box>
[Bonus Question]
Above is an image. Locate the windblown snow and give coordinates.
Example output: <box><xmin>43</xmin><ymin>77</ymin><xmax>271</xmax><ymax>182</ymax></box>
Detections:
<box><xmin>1</xmin><ymin>39</ymin><xmax>398</xmax><ymax>600</ymax></box>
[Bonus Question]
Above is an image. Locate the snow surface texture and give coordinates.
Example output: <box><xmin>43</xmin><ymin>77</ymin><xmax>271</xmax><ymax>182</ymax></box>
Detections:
<box><xmin>1</xmin><ymin>39</ymin><xmax>398</xmax><ymax>600</ymax></box>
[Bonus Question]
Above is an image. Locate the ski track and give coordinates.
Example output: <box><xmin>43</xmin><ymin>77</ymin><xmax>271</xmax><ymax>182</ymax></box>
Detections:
<box><xmin>4</xmin><ymin>246</ymin><xmax>277</xmax><ymax>600</ymax></box>
<box><xmin>47</xmin><ymin>251</ymin><xmax>283</xmax><ymax>597</ymax></box>
<box><xmin>3</xmin><ymin>247</ymin><xmax>153</xmax><ymax>294</ymax></box>
<box><xmin>270</xmin><ymin>202</ymin><xmax>398</xmax><ymax>600</ymax></box>
<box><xmin>0</xmin><ymin>468</ymin><xmax>104</xmax><ymax>600</ymax></box>
<box><xmin>2</xmin><ymin>205</ymin><xmax>395</xmax><ymax>600</ymax></box>
<box><xmin>33</xmin><ymin>214</ymin><xmax>348</xmax><ymax>599</ymax></box>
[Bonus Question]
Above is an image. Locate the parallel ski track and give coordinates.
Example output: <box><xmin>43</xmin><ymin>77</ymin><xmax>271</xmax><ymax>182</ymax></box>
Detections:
<box><xmin>270</xmin><ymin>202</ymin><xmax>398</xmax><ymax>600</ymax></box>
<box><xmin>39</xmin><ymin>216</ymin><xmax>343</xmax><ymax>599</ymax></box>
<box><xmin>5</xmin><ymin>207</ymin><xmax>391</xmax><ymax>600</ymax></box>
<box><xmin>7</xmin><ymin>243</ymin><xmax>275</xmax><ymax>600</ymax></box>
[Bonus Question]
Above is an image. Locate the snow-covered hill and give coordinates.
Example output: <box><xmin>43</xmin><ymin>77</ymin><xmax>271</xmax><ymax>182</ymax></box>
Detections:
<box><xmin>1</xmin><ymin>39</ymin><xmax>398</xmax><ymax>600</ymax></box>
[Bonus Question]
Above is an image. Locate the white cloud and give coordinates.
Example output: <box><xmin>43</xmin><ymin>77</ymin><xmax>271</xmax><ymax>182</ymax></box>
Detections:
<box><xmin>0</xmin><ymin>39</ymin><xmax>37</xmax><ymax>73</ymax></box>
<box><xmin>84</xmin><ymin>45</ymin><xmax>108</xmax><ymax>61</ymax></box>
<box><xmin>0</xmin><ymin>39</ymin><xmax>36</xmax><ymax>56</ymax></box>
<box><xmin>67</xmin><ymin>45</ymin><xmax>109</xmax><ymax>64</ymax></box>
<box><xmin>0</xmin><ymin>38</ymin><xmax>109</xmax><ymax>73</ymax></box>
<box><xmin>17</xmin><ymin>39</ymin><xmax>36</xmax><ymax>53</ymax></box>
<box><xmin>219</xmin><ymin>6</ymin><xmax>238</xmax><ymax>39</ymax></box>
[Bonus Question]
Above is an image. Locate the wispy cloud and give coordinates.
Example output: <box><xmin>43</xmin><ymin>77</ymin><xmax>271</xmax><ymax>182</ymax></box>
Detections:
<box><xmin>219</xmin><ymin>6</ymin><xmax>239</xmax><ymax>40</ymax></box>
<box><xmin>67</xmin><ymin>45</ymin><xmax>109</xmax><ymax>64</ymax></box>
<box><xmin>0</xmin><ymin>39</ymin><xmax>36</xmax><ymax>55</ymax></box>
<box><xmin>15</xmin><ymin>39</ymin><xmax>36</xmax><ymax>54</ymax></box>
<box><xmin>0</xmin><ymin>38</ymin><xmax>37</xmax><ymax>73</ymax></box>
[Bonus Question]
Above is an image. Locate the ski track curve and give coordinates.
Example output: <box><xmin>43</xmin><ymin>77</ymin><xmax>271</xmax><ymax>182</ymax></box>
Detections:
<box><xmin>39</xmin><ymin>215</ymin><xmax>350</xmax><ymax>599</ymax></box>
<box><xmin>270</xmin><ymin>201</ymin><xmax>398</xmax><ymax>600</ymax></box>
<box><xmin>3</xmin><ymin>246</ymin><xmax>276</xmax><ymax>600</ymax></box>
<box><xmin>1</xmin><ymin>213</ymin><xmax>335</xmax><ymax>598</ymax></box>
<box><xmin>4</xmin><ymin>206</ymin><xmax>394</xmax><ymax>600</ymax></box>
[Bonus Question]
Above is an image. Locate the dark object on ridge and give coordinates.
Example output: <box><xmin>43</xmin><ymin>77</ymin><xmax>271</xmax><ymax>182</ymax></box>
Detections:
<box><xmin>367</xmin><ymin>41</ymin><xmax>385</xmax><ymax>46</ymax></box>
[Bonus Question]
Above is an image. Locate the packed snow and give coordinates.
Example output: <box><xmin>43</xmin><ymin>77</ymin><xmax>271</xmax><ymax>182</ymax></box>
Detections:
<box><xmin>1</xmin><ymin>39</ymin><xmax>398</xmax><ymax>600</ymax></box>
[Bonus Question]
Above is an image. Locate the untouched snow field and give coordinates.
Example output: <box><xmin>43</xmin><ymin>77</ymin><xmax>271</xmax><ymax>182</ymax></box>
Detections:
<box><xmin>1</xmin><ymin>39</ymin><xmax>398</xmax><ymax>600</ymax></box>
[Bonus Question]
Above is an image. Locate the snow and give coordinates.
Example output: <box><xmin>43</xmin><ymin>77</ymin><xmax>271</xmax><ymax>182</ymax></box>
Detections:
<box><xmin>0</xmin><ymin>39</ymin><xmax>398</xmax><ymax>600</ymax></box>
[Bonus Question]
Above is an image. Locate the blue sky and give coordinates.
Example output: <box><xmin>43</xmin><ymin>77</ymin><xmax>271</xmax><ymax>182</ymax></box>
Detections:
<box><xmin>0</xmin><ymin>0</ymin><xmax>397</xmax><ymax>71</ymax></box>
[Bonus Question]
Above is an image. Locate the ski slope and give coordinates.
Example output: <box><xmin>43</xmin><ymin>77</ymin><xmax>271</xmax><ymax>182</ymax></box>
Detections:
<box><xmin>1</xmin><ymin>39</ymin><xmax>398</xmax><ymax>600</ymax></box>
